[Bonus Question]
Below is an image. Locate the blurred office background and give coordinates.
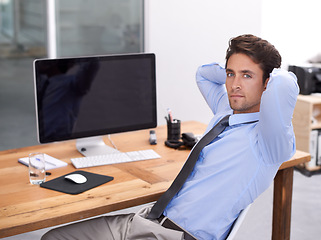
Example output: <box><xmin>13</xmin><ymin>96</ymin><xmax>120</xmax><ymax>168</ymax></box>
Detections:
<box><xmin>2</xmin><ymin>0</ymin><xmax>321</xmax><ymax>151</ymax></box>
<box><xmin>1</xmin><ymin>0</ymin><xmax>321</xmax><ymax>239</ymax></box>
<box><xmin>0</xmin><ymin>0</ymin><xmax>144</xmax><ymax>150</ymax></box>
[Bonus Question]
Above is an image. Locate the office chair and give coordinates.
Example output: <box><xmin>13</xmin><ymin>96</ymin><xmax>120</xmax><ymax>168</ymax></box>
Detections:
<box><xmin>225</xmin><ymin>204</ymin><xmax>251</xmax><ymax>240</ymax></box>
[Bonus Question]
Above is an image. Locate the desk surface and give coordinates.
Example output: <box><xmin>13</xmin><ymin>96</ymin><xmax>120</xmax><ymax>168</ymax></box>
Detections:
<box><xmin>0</xmin><ymin>121</ymin><xmax>310</xmax><ymax>238</ymax></box>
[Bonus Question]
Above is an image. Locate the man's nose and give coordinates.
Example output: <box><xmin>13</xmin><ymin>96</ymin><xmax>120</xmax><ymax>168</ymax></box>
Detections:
<box><xmin>232</xmin><ymin>76</ymin><xmax>241</xmax><ymax>90</ymax></box>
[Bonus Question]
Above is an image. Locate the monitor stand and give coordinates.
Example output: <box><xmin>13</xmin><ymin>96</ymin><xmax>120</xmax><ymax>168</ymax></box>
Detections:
<box><xmin>76</xmin><ymin>136</ymin><xmax>119</xmax><ymax>157</ymax></box>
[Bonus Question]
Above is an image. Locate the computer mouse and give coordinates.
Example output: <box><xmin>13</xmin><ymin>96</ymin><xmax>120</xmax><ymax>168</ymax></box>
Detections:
<box><xmin>64</xmin><ymin>173</ymin><xmax>87</xmax><ymax>184</ymax></box>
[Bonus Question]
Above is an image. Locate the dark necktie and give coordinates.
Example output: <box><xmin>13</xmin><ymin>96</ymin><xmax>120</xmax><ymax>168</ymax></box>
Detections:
<box><xmin>147</xmin><ymin>115</ymin><xmax>230</xmax><ymax>219</ymax></box>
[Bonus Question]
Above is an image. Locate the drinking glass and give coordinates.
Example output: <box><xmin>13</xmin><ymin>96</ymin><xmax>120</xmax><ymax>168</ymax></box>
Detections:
<box><xmin>29</xmin><ymin>152</ymin><xmax>46</xmax><ymax>185</ymax></box>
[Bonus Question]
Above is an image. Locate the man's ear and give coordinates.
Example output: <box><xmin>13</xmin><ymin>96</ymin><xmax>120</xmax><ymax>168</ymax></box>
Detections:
<box><xmin>263</xmin><ymin>78</ymin><xmax>270</xmax><ymax>90</ymax></box>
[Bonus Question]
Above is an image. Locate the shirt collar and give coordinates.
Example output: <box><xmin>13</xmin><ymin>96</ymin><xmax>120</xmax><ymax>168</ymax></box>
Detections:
<box><xmin>229</xmin><ymin>112</ymin><xmax>259</xmax><ymax>126</ymax></box>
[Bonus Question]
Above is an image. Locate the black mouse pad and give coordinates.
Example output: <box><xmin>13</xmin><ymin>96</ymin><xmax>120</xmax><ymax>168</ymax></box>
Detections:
<box><xmin>40</xmin><ymin>170</ymin><xmax>114</xmax><ymax>195</ymax></box>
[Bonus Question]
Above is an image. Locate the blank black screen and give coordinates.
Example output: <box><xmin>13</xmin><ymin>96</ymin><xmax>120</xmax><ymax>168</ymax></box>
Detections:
<box><xmin>34</xmin><ymin>53</ymin><xmax>156</xmax><ymax>143</ymax></box>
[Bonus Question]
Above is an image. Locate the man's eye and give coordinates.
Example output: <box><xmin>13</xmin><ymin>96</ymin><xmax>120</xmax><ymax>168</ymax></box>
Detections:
<box><xmin>243</xmin><ymin>74</ymin><xmax>252</xmax><ymax>78</ymax></box>
<box><xmin>227</xmin><ymin>73</ymin><xmax>234</xmax><ymax>77</ymax></box>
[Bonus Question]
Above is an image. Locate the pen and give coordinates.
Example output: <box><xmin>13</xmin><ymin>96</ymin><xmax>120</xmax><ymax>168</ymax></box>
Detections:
<box><xmin>167</xmin><ymin>108</ymin><xmax>173</xmax><ymax>123</ymax></box>
<box><xmin>35</xmin><ymin>155</ymin><xmax>56</xmax><ymax>167</ymax></box>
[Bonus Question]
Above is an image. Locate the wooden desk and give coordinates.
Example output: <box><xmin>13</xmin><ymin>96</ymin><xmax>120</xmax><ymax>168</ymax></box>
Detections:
<box><xmin>0</xmin><ymin>121</ymin><xmax>310</xmax><ymax>239</ymax></box>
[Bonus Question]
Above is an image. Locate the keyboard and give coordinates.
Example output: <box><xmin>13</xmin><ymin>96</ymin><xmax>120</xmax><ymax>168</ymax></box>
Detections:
<box><xmin>71</xmin><ymin>149</ymin><xmax>161</xmax><ymax>169</ymax></box>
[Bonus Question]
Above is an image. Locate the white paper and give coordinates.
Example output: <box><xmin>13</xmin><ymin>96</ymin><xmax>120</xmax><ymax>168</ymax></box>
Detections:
<box><xmin>18</xmin><ymin>154</ymin><xmax>68</xmax><ymax>170</ymax></box>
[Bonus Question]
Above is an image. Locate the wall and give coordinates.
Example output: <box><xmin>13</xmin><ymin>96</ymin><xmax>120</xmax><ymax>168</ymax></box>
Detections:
<box><xmin>261</xmin><ymin>0</ymin><xmax>321</xmax><ymax>67</ymax></box>
<box><xmin>145</xmin><ymin>0</ymin><xmax>262</xmax><ymax>126</ymax></box>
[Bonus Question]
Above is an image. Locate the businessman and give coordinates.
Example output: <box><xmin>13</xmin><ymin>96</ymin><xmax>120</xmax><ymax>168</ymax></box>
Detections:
<box><xmin>42</xmin><ymin>34</ymin><xmax>299</xmax><ymax>240</ymax></box>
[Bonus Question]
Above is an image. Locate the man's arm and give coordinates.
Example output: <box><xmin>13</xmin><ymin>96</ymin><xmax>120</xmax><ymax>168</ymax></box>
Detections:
<box><xmin>196</xmin><ymin>63</ymin><xmax>230</xmax><ymax>115</ymax></box>
<box><xmin>258</xmin><ymin>69</ymin><xmax>299</xmax><ymax>164</ymax></box>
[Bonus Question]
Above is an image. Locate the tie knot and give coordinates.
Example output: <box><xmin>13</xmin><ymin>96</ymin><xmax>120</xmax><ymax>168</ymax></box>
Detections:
<box><xmin>220</xmin><ymin>115</ymin><xmax>230</xmax><ymax>127</ymax></box>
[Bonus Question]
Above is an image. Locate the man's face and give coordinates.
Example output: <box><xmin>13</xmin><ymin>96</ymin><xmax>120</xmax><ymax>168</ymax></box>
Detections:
<box><xmin>225</xmin><ymin>53</ymin><xmax>267</xmax><ymax>114</ymax></box>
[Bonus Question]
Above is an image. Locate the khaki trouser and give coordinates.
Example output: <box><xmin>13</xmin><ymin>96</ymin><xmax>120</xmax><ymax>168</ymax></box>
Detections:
<box><xmin>41</xmin><ymin>206</ymin><xmax>184</xmax><ymax>240</ymax></box>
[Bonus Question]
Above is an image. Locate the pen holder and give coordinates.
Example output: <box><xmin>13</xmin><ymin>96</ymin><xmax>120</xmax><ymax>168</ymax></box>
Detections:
<box><xmin>167</xmin><ymin>119</ymin><xmax>181</xmax><ymax>141</ymax></box>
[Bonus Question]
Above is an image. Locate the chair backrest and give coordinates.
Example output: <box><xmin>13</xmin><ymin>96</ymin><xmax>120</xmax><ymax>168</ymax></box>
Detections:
<box><xmin>225</xmin><ymin>204</ymin><xmax>251</xmax><ymax>240</ymax></box>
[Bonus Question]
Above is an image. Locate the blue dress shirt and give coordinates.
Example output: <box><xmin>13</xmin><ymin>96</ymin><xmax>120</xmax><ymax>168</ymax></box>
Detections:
<box><xmin>163</xmin><ymin>63</ymin><xmax>299</xmax><ymax>240</ymax></box>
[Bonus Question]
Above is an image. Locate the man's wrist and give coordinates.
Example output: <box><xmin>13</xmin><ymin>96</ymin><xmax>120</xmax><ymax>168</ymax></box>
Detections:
<box><xmin>198</xmin><ymin>62</ymin><xmax>226</xmax><ymax>84</ymax></box>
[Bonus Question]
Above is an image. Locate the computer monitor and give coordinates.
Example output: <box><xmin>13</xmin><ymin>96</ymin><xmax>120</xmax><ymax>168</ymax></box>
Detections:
<box><xmin>33</xmin><ymin>53</ymin><xmax>157</xmax><ymax>156</ymax></box>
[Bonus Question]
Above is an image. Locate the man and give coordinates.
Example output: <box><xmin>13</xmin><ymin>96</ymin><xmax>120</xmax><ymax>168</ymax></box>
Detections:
<box><xmin>42</xmin><ymin>34</ymin><xmax>299</xmax><ymax>240</ymax></box>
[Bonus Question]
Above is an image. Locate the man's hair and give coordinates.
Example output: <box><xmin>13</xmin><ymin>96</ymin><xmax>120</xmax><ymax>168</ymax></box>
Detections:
<box><xmin>225</xmin><ymin>34</ymin><xmax>281</xmax><ymax>82</ymax></box>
